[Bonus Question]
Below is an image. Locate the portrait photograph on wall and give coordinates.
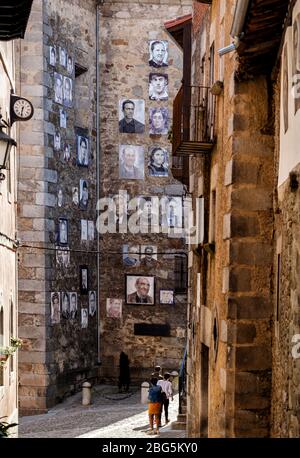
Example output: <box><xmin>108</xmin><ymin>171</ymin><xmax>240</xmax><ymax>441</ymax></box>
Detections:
<box><xmin>59</xmin><ymin>46</ymin><xmax>67</xmax><ymax>67</ymax></box>
<box><xmin>56</xmin><ymin>247</ymin><xmax>70</xmax><ymax>268</ymax></box>
<box><xmin>81</xmin><ymin>308</ymin><xmax>88</xmax><ymax>329</ymax></box>
<box><xmin>54</xmin><ymin>72</ymin><xmax>63</xmax><ymax>104</ymax></box>
<box><xmin>57</xmin><ymin>188</ymin><xmax>64</xmax><ymax>208</ymax></box>
<box><xmin>149</xmin><ymin>107</ymin><xmax>169</xmax><ymax>135</ymax></box>
<box><xmin>79</xmin><ymin>179</ymin><xmax>89</xmax><ymax>210</ymax></box>
<box><xmin>67</xmin><ymin>54</ymin><xmax>73</xmax><ymax>75</ymax></box>
<box><xmin>63</xmin><ymin>76</ymin><xmax>73</xmax><ymax>107</ymax></box>
<box><xmin>126</xmin><ymin>275</ymin><xmax>155</xmax><ymax>305</ymax></box>
<box><xmin>149</xmin><ymin>73</ymin><xmax>168</xmax><ymax>101</ymax></box>
<box><xmin>159</xmin><ymin>289</ymin><xmax>175</xmax><ymax>305</ymax></box>
<box><xmin>89</xmin><ymin>291</ymin><xmax>97</xmax><ymax>317</ymax></box>
<box><xmin>60</xmin><ymin>108</ymin><xmax>67</xmax><ymax>128</ymax></box>
<box><xmin>119</xmin><ymin>145</ymin><xmax>144</xmax><ymax>180</ymax></box>
<box><xmin>106</xmin><ymin>298</ymin><xmax>122</xmax><ymax>319</ymax></box>
<box><xmin>54</xmin><ymin>131</ymin><xmax>61</xmax><ymax>151</ymax></box>
<box><xmin>123</xmin><ymin>245</ymin><xmax>140</xmax><ymax>268</ymax></box>
<box><xmin>81</xmin><ymin>219</ymin><xmax>88</xmax><ymax>241</ymax></box>
<box><xmin>76</xmin><ymin>134</ymin><xmax>89</xmax><ymax>167</ymax></box>
<box><xmin>63</xmin><ymin>143</ymin><xmax>71</xmax><ymax>162</ymax></box>
<box><xmin>49</xmin><ymin>45</ymin><xmax>56</xmax><ymax>66</ymax></box>
<box><xmin>88</xmin><ymin>221</ymin><xmax>95</xmax><ymax>241</ymax></box>
<box><xmin>119</xmin><ymin>99</ymin><xmax>145</xmax><ymax>134</ymax></box>
<box><xmin>61</xmin><ymin>292</ymin><xmax>70</xmax><ymax>319</ymax></box>
<box><xmin>69</xmin><ymin>292</ymin><xmax>77</xmax><ymax>319</ymax></box>
<box><xmin>149</xmin><ymin>40</ymin><xmax>168</xmax><ymax>68</ymax></box>
<box><xmin>140</xmin><ymin>245</ymin><xmax>158</xmax><ymax>268</ymax></box>
<box><xmin>51</xmin><ymin>292</ymin><xmax>60</xmax><ymax>324</ymax></box>
<box><xmin>148</xmin><ymin>146</ymin><xmax>169</xmax><ymax>177</ymax></box>
<box><xmin>58</xmin><ymin>218</ymin><xmax>68</xmax><ymax>246</ymax></box>
<box><xmin>80</xmin><ymin>265</ymin><xmax>89</xmax><ymax>295</ymax></box>
<box><xmin>72</xmin><ymin>187</ymin><xmax>79</xmax><ymax>206</ymax></box>
<box><xmin>160</xmin><ymin>196</ymin><xmax>183</xmax><ymax>228</ymax></box>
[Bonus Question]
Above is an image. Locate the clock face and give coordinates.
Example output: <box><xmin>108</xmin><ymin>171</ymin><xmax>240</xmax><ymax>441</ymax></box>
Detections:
<box><xmin>13</xmin><ymin>98</ymin><xmax>33</xmax><ymax>119</ymax></box>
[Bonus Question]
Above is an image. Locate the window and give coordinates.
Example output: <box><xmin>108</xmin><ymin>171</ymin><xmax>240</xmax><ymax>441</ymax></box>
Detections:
<box><xmin>174</xmin><ymin>255</ymin><xmax>188</xmax><ymax>294</ymax></box>
<box><xmin>209</xmin><ymin>190</ymin><xmax>216</xmax><ymax>244</ymax></box>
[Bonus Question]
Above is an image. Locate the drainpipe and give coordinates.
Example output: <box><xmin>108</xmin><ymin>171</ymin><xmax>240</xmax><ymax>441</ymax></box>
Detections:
<box><xmin>230</xmin><ymin>0</ymin><xmax>250</xmax><ymax>38</ymax></box>
<box><xmin>96</xmin><ymin>0</ymin><xmax>101</xmax><ymax>365</ymax></box>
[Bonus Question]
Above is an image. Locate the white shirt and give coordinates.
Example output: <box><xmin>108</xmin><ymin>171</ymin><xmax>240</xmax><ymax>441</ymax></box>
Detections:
<box><xmin>157</xmin><ymin>380</ymin><xmax>173</xmax><ymax>399</ymax></box>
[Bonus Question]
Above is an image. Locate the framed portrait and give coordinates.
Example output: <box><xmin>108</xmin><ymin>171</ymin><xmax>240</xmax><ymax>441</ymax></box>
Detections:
<box><xmin>88</xmin><ymin>221</ymin><xmax>95</xmax><ymax>241</ymax></box>
<box><xmin>149</xmin><ymin>40</ymin><xmax>168</xmax><ymax>68</ymax></box>
<box><xmin>77</xmin><ymin>134</ymin><xmax>89</xmax><ymax>167</ymax></box>
<box><xmin>61</xmin><ymin>292</ymin><xmax>70</xmax><ymax>319</ymax></box>
<box><xmin>60</xmin><ymin>108</ymin><xmax>67</xmax><ymax>128</ymax></box>
<box><xmin>149</xmin><ymin>107</ymin><xmax>169</xmax><ymax>135</ymax></box>
<box><xmin>56</xmin><ymin>247</ymin><xmax>70</xmax><ymax>267</ymax></box>
<box><xmin>89</xmin><ymin>291</ymin><xmax>97</xmax><ymax>317</ymax></box>
<box><xmin>49</xmin><ymin>45</ymin><xmax>57</xmax><ymax>66</ymax></box>
<box><xmin>160</xmin><ymin>196</ymin><xmax>183</xmax><ymax>228</ymax></box>
<box><xmin>81</xmin><ymin>219</ymin><xmax>88</xmax><ymax>241</ymax></box>
<box><xmin>63</xmin><ymin>143</ymin><xmax>71</xmax><ymax>162</ymax></box>
<box><xmin>149</xmin><ymin>73</ymin><xmax>168</xmax><ymax>101</ymax></box>
<box><xmin>59</xmin><ymin>47</ymin><xmax>67</xmax><ymax>67</ymax></box>
<box><xmin>57</xmin><ymin>188</ymin><xmax>64</xmax><ymax>208</ymax></box>
<box><xmin>72</xmin><ymin>187</ymin><xmax>79</xmax><ymax>206</ymax></box>
<box><xmin>148</xmin><ymin>146</ymin><xmax>169</xmax><ymax>177</ymax></box>
<box><xmin>58</xmin><ymin>218</ymin><xmax>68</xmax><ymax>246</ymax></box>
<box><xmin>67</xmin><ymin>54</ymin><xmax>73</xmax><ymax>75</ymax></box>
<box><xmin>81</xmin><ymin>308</ymin><xmax>88</xmax><ymax>329</ymax></box>
<box><xmin>125</xmin><ymin>274</ymin><xmax>155</xmax><ymax>305</ymax></box>
<box><xmin>159</xmin><ymin>289</ymin><xmax>175</xmax><ymax>305</ymax></box>
<box><xmin>63</xmin><ymin>76</ymin><xmax>73</xmax><ymax>108</ymax></box>
<box><xmin>54</xmin><ymin>72</ymin><xmax>63</xmax><ymax>104</ymax></box>
<box><xmin>106</xmin><ymin>298</ymin><xmax>122</xmax><ymax>318</ymax></box>
<box><xmin>123</xmin><ymin>244</ymin><xmax>140</xmax><ymax>268</ymax></box>
<box><xmin>51</xmin><ymin>292</ymin><xmax>60</xmax><ymax>324</ymax></box>
<box><xmin>79</xmin><ymin>179</ymin><xmax>89</xmax><ymax>210</ymax></box>
<box><xmin>69</xmin><ymin>292</ymin><xmax>77</xmax><ymax>319</ymax></box>
<box><xmin>53</xmin><ymin>131</ymin><xmax>61</xmax><ymax>151</ymax></box>
<box><xmin>140</xmin><ymin>245</ymin><xmax>158</xmax><ymax>268</ymax></box>
<box><xmin>119</xmin><ymin>99</ymin><xmax>145</xmax><ymax>134</ymax></box>
<box><xmin>80</xmin><ymin>265</ymin><xmax>88</xmax><ymax>295</ymax></box>
<box><xmin>119</xmin><ymin>145</ymin><xmax>144</xmax><ymax>180</ymax></box>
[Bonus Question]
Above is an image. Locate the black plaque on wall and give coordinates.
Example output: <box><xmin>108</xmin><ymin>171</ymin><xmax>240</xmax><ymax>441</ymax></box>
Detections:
<box><xmin>134</xmin><ymin>323</ymin><xmax>170</xmax><ymax>337</ymax></box>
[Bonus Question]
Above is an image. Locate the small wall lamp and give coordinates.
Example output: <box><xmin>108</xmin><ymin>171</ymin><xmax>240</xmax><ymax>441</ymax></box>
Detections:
<box><xmin>0</xmin><ymin>114</ymin><xmax>17</xmax><ymax>181</ymax></box>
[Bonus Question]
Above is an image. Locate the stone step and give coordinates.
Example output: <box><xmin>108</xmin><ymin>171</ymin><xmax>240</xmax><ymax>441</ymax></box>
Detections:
<box><xmin>181</xmin><ymin>406</ymin><xmax>187</xmax><ymax>414</ymax></box>
<box><xmin>177</xmin><ymin>414</ymin><xmax>186</xmax><ymax>422</ymax></box>
<box><xmin>171</xmin><ymin>421</ymin><xmax>186</xmax><ymax>431</ymax></box>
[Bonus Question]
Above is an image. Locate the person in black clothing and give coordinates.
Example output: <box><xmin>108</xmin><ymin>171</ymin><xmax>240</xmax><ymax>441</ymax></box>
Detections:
<box><xmin>149</xmin><ymin>41</ymin><xmax>168</xmax><ymax>68</ymax></box>
<box><xmin>118</xmin><ymin>351</ymin><xmax>130</xmax><ymax>392</ymax></box>
<box><xmin>119</xmin><ymin>100</ymin><xmax>145</xmax><ymax>133</ymax></box>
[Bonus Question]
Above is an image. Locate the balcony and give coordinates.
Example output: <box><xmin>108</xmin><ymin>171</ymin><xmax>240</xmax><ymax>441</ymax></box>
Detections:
<box><xmin>172</xmin><ymin>85</ymin><xmax>216</xmax><ymax>157</ymax></box>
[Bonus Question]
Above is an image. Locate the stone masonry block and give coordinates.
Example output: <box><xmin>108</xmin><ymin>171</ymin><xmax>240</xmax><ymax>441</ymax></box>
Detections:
<box><xmin>231</xmin><ymin>188</ymin><xmax>272</xmax><ymax>212</ymax></box>
<box><xmin>20</xmin><ymin>155</ymin><xmax>45</xmax><ymax>168</ymax></box>
<box><xmin>236</xmin><ymin>347</ymin><xmax>271</xmax><ymax>371</ymax></box>
<box><xmin>230</xmin><ymin>214</ymin><xmax>260</xmax><ymax>237</ymax></box>
<box><xmin>236</xmin><ymin>323</ymin><xmax>257</xmax><ymax>344</ymax></box>
<box><xmin>229</xmin><ymin>267</ymin><xmax>252</xmax><ymax>292</ymax></box>
<box><xmin>21</xmin><ymin>205</ymin><xmax>45</xmax><ymax>218</ymax></box>
<box><xmin>227</xmin><ymin>296</ymin><xmax>271</xmax><ymax>320</ymax></box>
<box><xmin>230</xmin><ymin>241</ymin><xmax>273</xmax><ymax>266</ymax></box>
<box><xmin>35</xmin><ymin>192</ymin><xmax>56</xmax><ymax>207</ymax></box>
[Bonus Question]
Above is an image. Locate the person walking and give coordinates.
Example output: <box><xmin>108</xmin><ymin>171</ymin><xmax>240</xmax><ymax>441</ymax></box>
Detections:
<box><xmin>158</xmin><ymin>372</ymin><xmax>173</xmax><ymax>424</ymax></box>
<box><xmin>147</xmin><ymin>377</ymin><xmax>162</xmax><ymax>435</ymax></box>
<box><xmin>118</xmin><ymin>351</ymin><xmax>130</xmax><ymax>392</ymax></box>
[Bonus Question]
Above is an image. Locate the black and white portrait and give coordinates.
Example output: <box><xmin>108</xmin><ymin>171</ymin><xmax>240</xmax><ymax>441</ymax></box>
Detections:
<box><xmin>54</xmin><ymin>131</ymin><xmax>61</xmax><ymax>151</ymax></box>
<box><xmin>81</xmin><ymin>219</ymin><xmax>88</xmax><ymax>241</ymax></box>
<box><xmin>51</xmin><ymin>292</ymin><xmax>60</xmax><ymax>324</ymax></box>
<box><xmin>123</xmin><ymin>245</ymin><xmax>140</xmax><ymax>268</ymax></box>
<box><xmin>60</xmin><ymin>108</ymin><xmax>67</xmax><ymax>128</ymax></box>
<box><xmin>72</xmin><ymin>187</ymin><xmax>79</xmax><ymax>206</ymax></box>
<box><xmin>149</xmin><ymin>40</ymin><xmax>168</xmax><ymax>68</ymax></box>
<box><xmin>161</xmin><ymin>197</ymin><xmax>183</xmax><ymax>228</ymax></box>
<box><xmin>79</xmin><ymin>179</ymin><xmax>89</xmax><ymax>210</ymax></box>
<box><xmin>88</xmin><ymin>221</ymin><xmax>94</xmax><ymax>241</ymax></box>
<box><xmin>57</xmin><ymin>188</ymin><xmax>64</xmax><ymax>208</ymax></box>
<box><xmin>148</xmin><ymin>146</ymin><xmax>168</xmax><ymax>177</ymax></box>
<box><xmin>61</xmin><ymin>292</ymin><xmax>70</xmax><ymax>319</ymax></box>
<box><xmin>119</xmin><ymin>145</ymin><xmax>144</xmax><ymax>180</ymax></box>
<box><xmin>63</xmin><ymin>143</ymin><xmax>71</xmax><ymax>162</ymax></box>
<box><xmin>126</xmin><ymin>275</ymin><xmax>155</xmax><ymax>305</ymax></box>
<box><xmin>58</xmin><ymin>218</ymin><xmax>68</xmax><ymax>246</ymax></box>
<box><xmin>49</xmin><ymin>46</ymin><xmax>56</xmax><ymax>66</ymax></box>
<box><xmin>69</xmin><ymin>292</ymin><xmax>77</xmax><ymax>319</ymax></box>
<box><xmin>81</xmin><ymin>308</ymin><xmax>88</xmax><ymax>329</ymax></box>
<box><xmin>160</xmin><ymin>289</ymin><xmax>174</xmax><ymax>305</ymax></box>
<box><xmin>80</xmin><ymin>266</ymin><xmax>88</xmax><ymax>294</ymax></box>
<box><xmin>77</xmin><ymin>135</ymin><xmax>89</xmax><ymax>167</ymax></box>
<box><xmin>63</xmin><ymin>76</ymin><xmax>73</xmax><ymax>107</ymax></box>
<box><xmin>106</xmin><ymin>298</ymin><xmax>122</xmax><ymax>318</ymax></box>
<box><xmin>149</xmin><ymin>73</ymin><xmax>168</xmax><ymax>101</ymax></box>
<box><xmin>149</xmin><ymin>107</ymin><xmax>169</xmax><ymax>135</ymax></box>
<box><xmin>67</xmin><ymin>54</ymin><xmax>73</xmax><ymax>75</ymax></box>
<box><xmin>54</xmin><ymin>72</ymin><xmax>63</xmax><ymax>104</ymax></box>
<box><xmin>140</xmin><ymin>245</ymin><xmax>158</xmax><ymax>268</ymax></box>
<box><xmin>89</xmin><ymin>291</ymin><xmax>97</xmax><ymax>317</ymax></box>
<box><xmin>59</xmin><ymin>47</ymin><xmax>67</xmax><ymax>67</ymax></box>
<box><xmin>119</xmin><ymin>99</ymin><xmax>145</xmax><ymax>134</ymax></box>
<box><xmin>56</xmin><ymin>247</ymin><xmax>70</xmax><ymax>267</ymax></box>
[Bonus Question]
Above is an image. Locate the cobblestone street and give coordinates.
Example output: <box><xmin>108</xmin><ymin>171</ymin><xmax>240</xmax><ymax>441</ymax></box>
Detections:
<box><xmin>19</xmin><ymin>385</ymin><xmax>185</xmax><ymax>438</ymax></box>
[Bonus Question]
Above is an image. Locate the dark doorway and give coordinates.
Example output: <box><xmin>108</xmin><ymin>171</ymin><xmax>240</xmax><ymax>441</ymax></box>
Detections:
<box><xmin>200</xmin><ymin>343</ymin><xmax>209</xmax><ymax>437</ymax></box>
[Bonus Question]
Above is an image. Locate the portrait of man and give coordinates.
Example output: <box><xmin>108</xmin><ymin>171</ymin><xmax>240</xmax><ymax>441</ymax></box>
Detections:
<box><xmin>60</xmin><ymin>108</ymin><xmax>67</xmax><ymax>128</ymax></box>
<box><xmin>63</xmin><ymin>76</ymin><xmax>73</xmax><ymax>107</ymax></box>
<box><xmin>51</xmin><ymin>292</ymin><xmax>60</xmax><ymax>324</ymax></box>
<box><xmin>80</xmin><ymin>266</ymin><xmax>88</xmax><ymax>294</ymax></box>
<box><xmin>56</xmin><ymin>247</ymin><xmax>70</xmax><ymax>267</ymax></box>
<box><xmin>72</xmin><ymin>187</ymin><xmax>79</xmax><ymax>206</ymax></box>
<box><xmin>149</xmin><ymin>73</ymin><xmax>168</xmax><ymax>101</ymax></box>
<box><xmin>77</xmin><ymin>135</ymin><xmax>89</xmax><ymax>167</ymax></box>
<box><xmin>160</xmin><ymin>289</ymin><xmax>174</xmax><ymax>305</ymax></box>
<box><xmin>69</xmin><ymin>292</ymin><xmax>77</xmax><ymax>319</ymax></box>
<box><xmin>140</xmin><ymin>245</ymin><xmax>158</xmax><ymax>268</ymax></box>
<box><xmin>57</xmin><ymin>188</ymin><xmax>64</xmax><ymax>208</ymax></box>
<box><xmin>63</xmin><ymin>143</ymin><xmax>71</xmax><ymax>162</ymax></box>
<box><xmin>54</xmin><ymin>131</ymin><xmax>61</xmax><ymax>151</ymax></box>
<box><xmin>126</xmin><ymin>275</ymin><xmax>155</xmax><ymax>305</ymax></box>
<box><xmin>89</xmin><ymin>291</ymin><xmax>97</xmax><ymax>317</ymax></box>
<box><xmin>139</xmin><ymin>197</ymin><xmax>159</xmax><ymax>228</ymax></box>
<box><xmin>123</xmin><ymin>245</ymin><xmax>140</xmax><ymax>267</ymax></box>
<box><xmin>61</xmin><ymin>292</ymin><xmax>70</xmax><ymax>319</ymax></box>
<box><xmin>149</xmin><ymin>40</ymin><xmax>168</xmax><ymax>68</ymax></box>
<box><xmin>167</xmin><ymin>197</ymin><xmax>182</xmax><ymax>228</ymax></box>
<box><xmin>106</xmin><ymin>298</ymin><xmax>122</xmax><ymax>319</ymax></box>
<box><xmin>149</xmin><ymin>107</ymin><xmax>168</xmax><ymax>135</ymax></box>
<box><xmin>54</xmin><ymin>72</ymin><xmax>63</xmax><ymax>104</ymax></box>
<box><xmin>88</xmin><ymin>221</ymin><xmax>94</xmax><ymax>241</ymax></box>
<box><xmin>148</xmin><ymin>146</ymin><xmax>168</xmax><ymax>177</ymax></box>
<box><xmin>67</xmin><ymin>54</ymin><xmax>73</xmax><ymax>75</ymax></box>
<box><xmin>81</xmin><ymin>308</ymin><xmax>88</xmax><ymax>329</ymax></box>
<box><xmin>119</xmin><ymin>145</ymin><xmax>144</xmax><ymax>180</ymax></box>
<box><xmin>119</xmin><ymin>99</ymin><xmax>145</xmax><ymax>134</ymax></box>
<box><xmin>79</xmin><ymin>179</ymin><xmax>89</xmax><ymax>210</ymax></box>
<box><xmin>58</xmin><ymin>218</ymin><xmax>68</xmax><ymax>246</ymax></box>
<box><xmin>283</xmin><ymin>43</ymin><xmax>289</xmax><ymax>134</ymax></box>
<box><xmin>81</xmin><ymin>219</ymin><xmax>88</xmax><ymax>241</ymax></box>
<box><xmin>49</xmin><ymin>46</ymin><xmax>56</xmax><ymax>66</ymax></box>
<box><xmin>59</xmin><ymin>47</ymin><xmax>66</xmax><ymax>67</ymax></box>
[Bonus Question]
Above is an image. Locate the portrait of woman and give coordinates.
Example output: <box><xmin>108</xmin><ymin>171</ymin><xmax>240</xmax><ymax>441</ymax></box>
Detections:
<box><xmin>148</xmin><ymin>147</ymin><xmax>168</xmax><ymax>177</ymax></box>
<box><xmin>149</xmin><ymin>108</ymin><xmax>169</xmax><ymax>135</ymax></box>
<box><xmin>61</xmin><ymin>292</ymin><xmax>70</xmax><ymax>319</ymax></box>
<box><xmin>51</xmin><ymin>292</ymin><xmax>60</xmax><ymax>324</ymax></box>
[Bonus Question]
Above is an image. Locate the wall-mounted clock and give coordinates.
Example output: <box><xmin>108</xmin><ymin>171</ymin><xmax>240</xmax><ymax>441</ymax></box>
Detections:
<box><xmin>10</xmin><ymin>94</ymin><xmax>34</xmax><ymax>125</ymax></box>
